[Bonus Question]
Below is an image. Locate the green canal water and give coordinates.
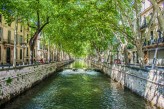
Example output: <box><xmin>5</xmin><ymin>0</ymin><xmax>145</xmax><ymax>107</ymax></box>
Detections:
<box><xmin>2</xmin><ymin>61</ymin><xmax>155</xmax><ymax>109</ymax></box>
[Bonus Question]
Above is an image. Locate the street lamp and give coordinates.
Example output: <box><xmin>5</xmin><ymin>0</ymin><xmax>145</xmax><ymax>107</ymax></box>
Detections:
<box><xmin>21</xmin><ymin>43</ymin><xmax>27</xmax><ymax>65</ymax></box>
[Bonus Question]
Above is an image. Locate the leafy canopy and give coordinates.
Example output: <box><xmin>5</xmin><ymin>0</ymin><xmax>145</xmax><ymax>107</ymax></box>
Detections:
<box><xmin>0</xmin><ymin>0</ymin><xmax>122</xmax><ymax>57</ymax></box>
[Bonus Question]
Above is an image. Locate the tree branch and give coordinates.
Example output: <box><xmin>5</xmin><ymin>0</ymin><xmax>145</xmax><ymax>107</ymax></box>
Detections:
<box><xmin>145</xmin><ymin>9</ymin><xmax>156</xmax><ymax>39</ymax></box>
<box><xmin>37</xmin><ymin>0</ymin><xmax>40</xmax><ymax>29</ymax></box>
<box><xmin>39</xmin><ymin>17</ymin><xmax>50</xmax><ymax>32</ymax></box>
<box><xmin>27</xmin><ymin>23</ymin><xmax>37</xmax><ymax>29</ymax></box>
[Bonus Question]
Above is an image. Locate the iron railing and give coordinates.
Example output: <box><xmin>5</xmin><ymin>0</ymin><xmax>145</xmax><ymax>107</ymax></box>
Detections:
<box><xmin>2</xmin><ymin>39</ymin><xmax>14</xmax><ymax>45</ymax></box>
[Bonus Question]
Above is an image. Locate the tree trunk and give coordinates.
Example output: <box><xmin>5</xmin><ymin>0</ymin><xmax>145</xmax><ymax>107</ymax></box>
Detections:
<box><xmin>29</xmin><ymin>31</ymin><xmax>39</xmax><ymax>64</ymax></box>
<box><xmin>60</xmin><ymin>50</ymin><xmax>63</xmax><ymax>61</ymax></box>
<box><xmin>157</xmin><ymin>15</ymin><xmax>164</xmax><ymax>36</ymax></box>
<box><xmin>149</xmin><ymin>0</ymin><xmax>164</xmax><ymax>35</ymax></box>
<box><xmin>48</xmin><ymin>40</ymin><xmax>50</xmax><ymax>63</ymax></box>
<box><xmin>98</xmin><ymin>56</ymin><xmax>101</xmax><ymax>62</ymax></box>
<box><xmin>28</xmin><ymin>16</ymin><xmax>49</xmax><ymax>64</ymax></box>
<box><xmin>136</xmin><ymin>42</ymin><xmax>145</xmax><ymax>68</ymax></box>
<box><xmin>30</xmin><ymin>48</ymin><xmax>34</xmax><ymax>64</ymax></box>
<box><xmin>123</xmin><ymin>45</ymin><xmax>129</xmax><ymax>65</ymax></box>
<box><xmin>107</xmin><ymin>51</ymin><xmax>110</xmax><ymax>63</ymax></box>
<box><xmin>68</xmin><ymin>54</ymin><xmax>71</xmax><ymax>60</ymax></box>
<box><xmin>110</xmin><ymin>54</ymin><xmax>113</xmax><ymax>64</ymax></box>
<box><xmin>97</xmin><ymin>53</ymin><xmax>101</xmax><ymax>62</ymax></box>
<box><xmin>57</xmin><ymin>50</ymin><xmax>60</xmax><ymax>61</ymax></box>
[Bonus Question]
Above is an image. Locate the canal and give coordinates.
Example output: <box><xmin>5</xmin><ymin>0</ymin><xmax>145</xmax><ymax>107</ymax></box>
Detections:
<box><xmin>2</xmin><ymin>61</ymin><xmax>155</xmax><ymax>109</ymax></box>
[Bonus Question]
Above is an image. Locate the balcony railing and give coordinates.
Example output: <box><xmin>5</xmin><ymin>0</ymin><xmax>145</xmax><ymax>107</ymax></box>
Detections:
<box><xmin>17</xmin><ymin>41</ymin><xmax>25</xmax><ymax>45</ymax></box>
<box><xmin>2</xmin><ymin>39</ymin><xmax>14</xmax><ymax>45</ymax></box>
<box><xmin>20</xmin><ymin>42</ymin><xmax>27</xmax><ymax>45</ymax></box>
<box><xmin>143</xmin><ymin>37</ymin><xmax>164</xmax><ymax>48</ymax></box>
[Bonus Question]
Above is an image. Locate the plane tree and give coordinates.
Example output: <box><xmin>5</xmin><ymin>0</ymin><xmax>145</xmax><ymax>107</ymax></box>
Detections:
<box><xmin>149</xmin><ymin>0</ymin><xmax>164</xmax><ymax>35</ymax></box>
<box><xmin>43</xmin><ymin>0</ymin><xmax>118</xmax><ymax>61</ymax></box>
<box><xmin>0</xmin><ymin>0</ymin><xmax>55</xmax><ymax>64</ymax></box>
<box><xmin>0</xmin><ymin>0</ymin><xmax>124</xmax><ymax>64</ymax></box>
<box><xmin>111</xmin><ymin>0</ymin><xmax>159</xmax><ymax>67</ymax></box>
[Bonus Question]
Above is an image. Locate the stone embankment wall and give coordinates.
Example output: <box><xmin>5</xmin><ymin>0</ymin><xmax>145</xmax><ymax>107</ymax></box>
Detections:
<box><xmin>0</xmin><ymin>60</ymin><xmax>73</xmax><ymax>105</ymax></box>
<box><xmin>92</xmin><ymin>61</ymin><xmax>164</xmax><ymax>108</ymax></box>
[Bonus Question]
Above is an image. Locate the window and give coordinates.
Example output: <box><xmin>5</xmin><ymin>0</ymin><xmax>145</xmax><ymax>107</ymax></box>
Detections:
<box><xmin>8</xmin><ymin>30</ymin><xmax>11</xmax><ymax>43</ymax></box>
<box><xmin>27</xmin><ymin>26</ymin><xmax>29</xmax><ymax>31</ymax></box>
<box><xmin>40</xmin><ymin>43</ymin><xmax>42</xmax><ymax>49</ymax></box>
<box><xmin>0</xmin><ymin>27</ymin><xmax>3</xmax><ymax>41</ymax></box>
<box><xmin>20</xmin><ymin>25</ymin><xmax>23</xmax><ymax>32</ymax></box>
<box><xmin>20</xmin><ymin>49</ymin><xmax>22</xmax><ymax>59</ymax></box>
<box><xmin>19</xmin><ymin>35</ymin><xmax>23</xmax><ymax>44</ymax></box>
<box><xmin>26</xmin><ymin>48</ymin><xmax>28</xmax><ymax>56</ymax></box>
<box><xmin>0</xmin><ymin>14</ymin><xmax>2</xmax><ymax>23</ymax></box>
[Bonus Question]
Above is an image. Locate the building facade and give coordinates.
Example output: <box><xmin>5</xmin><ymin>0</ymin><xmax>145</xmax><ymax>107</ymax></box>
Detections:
<box><xmin>127</xmin><ymin>0</ymin><xmax>164</xmax><ymax>66</ymax></box>
<box><xmin>140</xmin><ymin>0</ymin><xmax>164</xmax><ymax>66</ymax></box>
<box><xmin>0</xmin><ymin>14</ymin><xmax>37</xmax><ymax>65</ymax></box>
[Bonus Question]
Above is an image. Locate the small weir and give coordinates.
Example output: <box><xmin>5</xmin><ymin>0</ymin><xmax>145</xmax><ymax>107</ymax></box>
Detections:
<box><xmin>1</xmin><ymin>61</ymin><xmax>156</xmax><ymax>109</ymax></box>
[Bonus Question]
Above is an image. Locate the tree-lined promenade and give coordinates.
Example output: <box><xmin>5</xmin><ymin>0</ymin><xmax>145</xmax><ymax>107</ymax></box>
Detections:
<box><xmin>0</xmin><ymin>0</ymin><xmax>164</xmax><ymax>68</ymax></box>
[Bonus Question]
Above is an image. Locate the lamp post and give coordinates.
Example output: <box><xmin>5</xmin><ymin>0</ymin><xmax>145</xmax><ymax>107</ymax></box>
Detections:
<box><xmin>152</xmin><ymin>30</ymin><xmax>161</xmax><ymax>69</ymax></box>
<box><xmin>21</xmin><ymin>43</ymin><xmax>27</xmax><ymax>65</ymax></box>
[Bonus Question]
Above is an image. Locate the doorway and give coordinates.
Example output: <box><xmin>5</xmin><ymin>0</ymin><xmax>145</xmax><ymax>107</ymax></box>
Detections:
<box><xmin>6</xmin><ymin>47</ymin><xmax>11</xmax><ymax>64</ymax></box>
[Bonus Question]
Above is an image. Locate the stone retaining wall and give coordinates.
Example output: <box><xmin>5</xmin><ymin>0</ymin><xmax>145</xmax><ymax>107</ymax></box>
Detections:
<box><xmin>0</xmin><ymin>60</ymin><xmax>73</xmax><ymax>105</ymax></box>
<box><xmin>92</xmin><ymin>61</ymin><xmax>164</xmax><ymax>108</ymax></box>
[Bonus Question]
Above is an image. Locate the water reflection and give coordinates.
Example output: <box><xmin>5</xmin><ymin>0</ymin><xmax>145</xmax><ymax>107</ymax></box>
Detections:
<box><xmin>68</xmin><ymin>59</ymin><xmax>90</xmax><ymax>69</ymax></box>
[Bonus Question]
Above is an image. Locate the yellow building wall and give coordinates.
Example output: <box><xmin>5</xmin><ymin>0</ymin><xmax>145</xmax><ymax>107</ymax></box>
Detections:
<box><xmin>0</xmin><ymin>15</ymin><xmax>32</xmax><ymax>65</ymax></box>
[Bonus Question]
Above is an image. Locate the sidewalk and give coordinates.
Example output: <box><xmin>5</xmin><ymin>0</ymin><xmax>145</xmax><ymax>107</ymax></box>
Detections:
<box><xmin>0</xmin><ymin>61</ymin><xmax>51</xmax><ymax>70</ymax></box>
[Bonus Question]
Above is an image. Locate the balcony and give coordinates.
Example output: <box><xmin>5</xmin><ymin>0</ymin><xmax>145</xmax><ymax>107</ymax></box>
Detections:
<box><xmin>17</xmin><ymin>41</ymin><xmax>25</xmax><ymax>46</ymax></box>
<box><xmin>143</xmin><ymin>37</ymin><xmax>164</xmax><ymax>49</ymax></box>
<box><xmin>20</xmin><ymin>42</ymin><xmax>27</xmax><ymax>45</ymax></box>
<box><xmin>2</xmin><ymin>39</ymin><xmax>14</xmax><ymax>45</ymax></box>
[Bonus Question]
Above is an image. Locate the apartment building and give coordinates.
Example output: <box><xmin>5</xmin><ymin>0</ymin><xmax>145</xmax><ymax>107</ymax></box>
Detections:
<box><xmin>140</xmin><ymin>0</ymin><xmax>164</xmax><ymax>66</ymax></box>
<box><xmin>37</xmin><ymin>34</ymin><xmax>48</xmax><ymax>62</ymax></box>
<box><xmin>115</xmin><ymin>0</ymin><xmax>164</xmax><ymax>66</ymax></box>
<box><xmin>127</xmin><ymin>0</ymin><xmax>164</xmax><ymax>66</ymax></box>
<box><xmin>0</xmin><ymin>14</ymin><xmax>37</xmax><ymax>65</ymax></box>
